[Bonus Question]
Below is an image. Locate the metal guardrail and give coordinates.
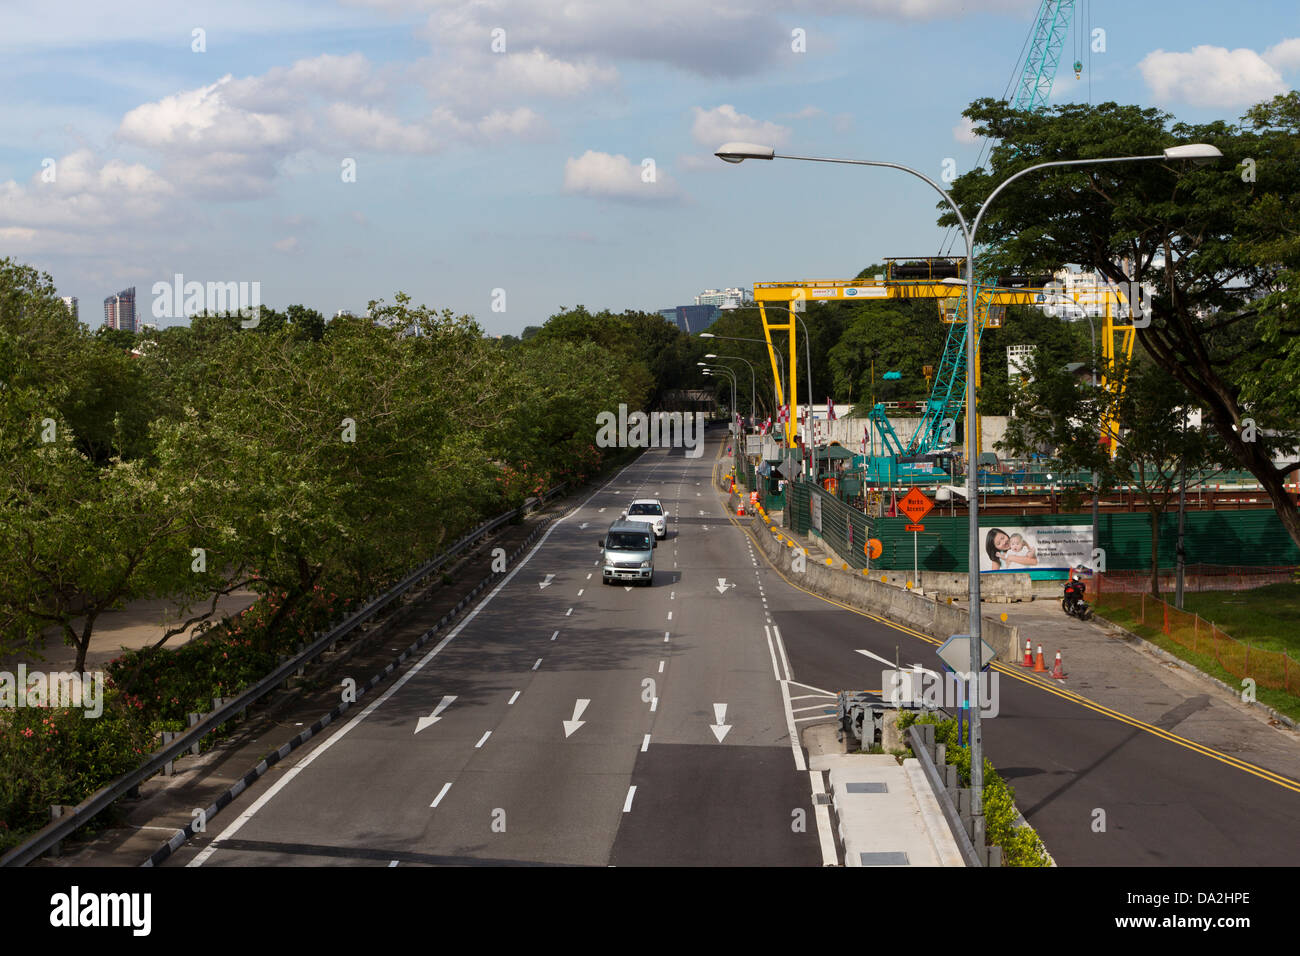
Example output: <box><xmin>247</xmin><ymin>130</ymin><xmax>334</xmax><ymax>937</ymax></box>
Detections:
<box><xmin>1</xmin><ymin>484</ymin><xmax>567</xmax><ymax>867</ymax></box>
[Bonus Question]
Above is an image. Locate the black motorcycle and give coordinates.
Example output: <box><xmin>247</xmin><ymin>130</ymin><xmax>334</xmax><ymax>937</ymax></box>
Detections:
<box><xmin>1062</xmin><ymin>573</ymin><xmax>1092</xmax><ymax>620</ymax></box>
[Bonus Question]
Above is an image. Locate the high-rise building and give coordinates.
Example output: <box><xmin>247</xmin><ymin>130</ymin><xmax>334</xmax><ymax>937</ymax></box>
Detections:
<box><xmin>103</xmin><ymin>287</ymin><xmax>137</xmax><ymax>333</ymax></box>
<box><xmin>60</xmin><ymin>296</ymin><xmax>78</xmax><ymax>321</ymax></box>
<box><xmin>659</xmin><ymin>304</ymin><xmax>718</xmax><ymax>334</ymax></box>
<box><xmin>694</xmin><ymin>287</ymin><xmax>752</xmax><ymax>308</ymax></box>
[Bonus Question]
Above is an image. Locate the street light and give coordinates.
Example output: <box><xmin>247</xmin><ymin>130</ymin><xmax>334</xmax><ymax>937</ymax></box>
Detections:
<box><xmin>720</xmin><ymin>301</ymin><xmax>816</xmax><ymax>479</ymax></box>
<box><xmin>698</xmin><ymin>331</ymin><xmax>786</xmax><ymax>404</ymax></box>
<box><xmin>702</xmin><ymin>365</ymin><xmax>740</xmax><ymax>461</ymax></box>
<box><xmin>705</xmin><ymin>353</ymin><xmax>757</xmax><ymax>426</ymax></box>
<box><xmin>717</xmin><ymin>137</ymin><xmax>1221</xmax><ymax>860</ymax></box>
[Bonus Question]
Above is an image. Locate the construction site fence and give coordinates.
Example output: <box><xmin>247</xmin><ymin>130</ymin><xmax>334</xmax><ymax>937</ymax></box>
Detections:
<box><xmin>1092</xmin><ymin>590</ymin><xmax>1300</xmax><ymax>695</ymax></box>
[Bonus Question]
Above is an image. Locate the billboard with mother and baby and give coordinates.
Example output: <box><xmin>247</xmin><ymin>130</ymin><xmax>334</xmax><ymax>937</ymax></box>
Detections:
<box><xmin>979</xmin><ymin>525</ymin><xmax>1093</xmax><ymax>573</ymax></box>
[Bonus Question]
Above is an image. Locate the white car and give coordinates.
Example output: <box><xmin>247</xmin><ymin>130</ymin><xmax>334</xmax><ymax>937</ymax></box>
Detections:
<box><xmin>623</xmin><ymin>498</ymin><xmax>668</xmax><ymax>539</ymax></box>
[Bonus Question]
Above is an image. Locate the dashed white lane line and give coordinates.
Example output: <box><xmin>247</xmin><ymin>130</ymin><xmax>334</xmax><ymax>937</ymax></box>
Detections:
<box><xmin>388</xmin><ymin>860</ymin><xmax>399</xmax><ymax>867</ymax></box>
<box><xmin>532</xmin><ymin>658</ymin><xmax>542</xmax><ymax>670</ymax></box>
<box><xmin>658</xmin><ymin>660</ymin><xmax>665</xmax><ymax>673</ymax></box>
<box><xmin>430</xmin><ymin>782</ymin><xmax>453</xmax><ymax>807</ymax></box>
<box><xmin>664</xmin><ymin>631</ymin><xmax>670</xmax><ymax>643</ymax></box>
<box><xmin>475</xmin><ymin>731</ymin><xmax>492</xmax><ymax>748</ymax></box>
<box><xmin>508</xmin><ymin>691</ymin><xmax>520</xmax><ymax>705</ymax></box>
<box><xmin>577</xmin><ymin>589</ymin><xmax>584</xmax><ymax>596</ymax></box>
<box><xmin>587</xmin><ymin>572</ymin><xmax>592</xmax><ymax>579</ymax></box>
<box><xmin>641</xmin><ymin>734</ymin><xmax>651</xmax><ymax>752</ymax></box>
<box><xmin>551</xmin><ymin>630</ymin><xmax>559</xmax><ymax>641</ymax></box>
<box><xmin>623</xmin><ymin>786</ymin><xmax>637</xmax><ymax>812</ymax></box>
<box><xmin>650</xmin><ymin>697</ymin><xmax>658</xmax><ymax>712</ymax></box>
<box><xmin>666</xmin><ymin>611</ymin><xmax>672</xmax><ymax>621</ymax></box>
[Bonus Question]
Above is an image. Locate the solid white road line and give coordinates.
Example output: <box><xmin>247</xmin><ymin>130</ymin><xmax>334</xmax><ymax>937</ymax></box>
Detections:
<box><xmin>430</xmin><ymin>782</ymin><xmax>452</xmax><ymax>807</ymax></box>
<box><xmin>763</xmin><ymin>625</ymin><xmax>783</xmax><ymax>682</ymax></box>
<box><xmin>772</xmin><ymin>625</ymin><xmax>793</xmax><ymax>683</ymax></box>
<box><xmin>778</xmin><ymin>680</ymin><xmax>806</xmax><ymax>772</ymax></box>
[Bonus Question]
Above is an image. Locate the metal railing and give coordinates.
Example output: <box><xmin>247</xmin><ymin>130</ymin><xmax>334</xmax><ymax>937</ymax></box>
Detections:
<box><xmin>1</xmin><ymin>484</ymin><xmax>566</xmax><ymax>867</ymax></box>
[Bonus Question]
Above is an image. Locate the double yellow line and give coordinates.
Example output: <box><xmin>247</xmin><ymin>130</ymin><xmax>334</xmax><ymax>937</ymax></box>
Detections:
<box><xmin>729</xmin><ymin>512</ymin><xmax>1300</xmax><ymax>795</ymax></box>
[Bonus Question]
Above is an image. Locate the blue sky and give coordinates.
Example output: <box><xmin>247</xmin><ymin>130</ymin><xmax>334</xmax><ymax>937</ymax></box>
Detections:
<box><xmin>2</xmin><ymin>0</ymin><xmax>1298</xmax><ymax>335</ymax></box>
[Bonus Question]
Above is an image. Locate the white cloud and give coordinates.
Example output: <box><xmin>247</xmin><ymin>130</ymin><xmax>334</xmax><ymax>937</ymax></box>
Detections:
<box><xmin>952</xmin><ymin>115</ymin><xmax>979</xmax><ymax>144</ymax></box>
<box><xmin>273</xmin><ymin>237</ymin><xmax>299</xmax><ymax>253</ymax></box>
<box><xmin>783</xmin><ymin>106</ymin><xmax>825</xmax><ymax>120</ymax></box>
<box><xmin>327</xmin><ymin>103</ymin><xmax>439</xmax><ymax>153</ymax></box>
<box><xmin>1139</xmin><ymin>45</ymin><xmax>1289</xmax><ymax>109</ymax></box>
<box><xmin>562</xmin><ymin>150</ymin><xmax>679</xmax><ymax>201</ymax></box>
<box><xmin>1264</xmin><ymin>38</ymin><xmax>1300</xmax><ymax>72</ymax></box>
<box><xmin>691</xmin><ymin>104</ymin><xmax>789</xmax><ymax>148</ymax></box>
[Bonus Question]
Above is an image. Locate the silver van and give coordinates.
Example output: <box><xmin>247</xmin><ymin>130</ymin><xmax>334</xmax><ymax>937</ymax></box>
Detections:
<box><xmin>600</xmin><ymin>520</ymin><xmax>655</xmax><ymax>586</ymax></box>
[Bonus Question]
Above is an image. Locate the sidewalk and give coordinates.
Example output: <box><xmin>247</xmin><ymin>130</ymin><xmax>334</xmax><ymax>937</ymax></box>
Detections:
<box><xmin>0</xmin><ymin>590</ymin><xmax>259</xmax><ymax>673</ymax></box>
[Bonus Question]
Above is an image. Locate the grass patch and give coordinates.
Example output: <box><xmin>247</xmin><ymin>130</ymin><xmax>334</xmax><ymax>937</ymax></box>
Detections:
<box><xmin>1093</xmin><ymin>597</ymin><xmax>1300</xmax><ymax>724</ymax></box>
<box><xmin>1172</xmin><ymin>582</ymin><xmax>1300</xmax><ymax>656</ymax></box>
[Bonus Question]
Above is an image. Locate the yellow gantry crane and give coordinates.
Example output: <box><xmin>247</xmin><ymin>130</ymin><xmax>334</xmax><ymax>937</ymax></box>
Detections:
<box><xmin>753</xmin><ymin>257</ymin><xmax>1138</xmax><ymax>461</ymax></box>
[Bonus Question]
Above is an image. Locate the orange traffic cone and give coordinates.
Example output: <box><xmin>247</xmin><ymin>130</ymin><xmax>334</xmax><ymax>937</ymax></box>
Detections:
<box><xmin>1020</xmin><ymin>639</ymin><xmax>1033</xmax><ymax>667</ymax></box>
<box><xmin>1032</xmin><ymin>645</ymin><xmax>1047</xmax><ymax>672</ymax></box>
<box><xmin>1051</xmin><ymin>651</ymin><xmax>1067</xmax><ymax>680</ymax></box>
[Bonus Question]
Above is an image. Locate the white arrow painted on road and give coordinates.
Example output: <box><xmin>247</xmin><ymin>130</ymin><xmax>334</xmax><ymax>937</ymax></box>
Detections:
<box><xmin>710</xmin><ymin>703</ymin><xmax>732</xmax><ymax>742</ymax></box>
<box><xmin>539</xmin><ymin>574</ymin><xmax>555</xmax><ymax>589</ymax></box>
<box><xmin>715</xmin><ymin>578</ymin><xmax>736</xmax><ymax>594</ymax></box>
<box><xmin>624</xmin><ymin>586</ymin><xmax>633</xmax><ymax>592</ymax></box>
<box><xmin>415</xmin><ymin>695</ymin><xmax>456</xmax><ymax>734</ymax></box>
<box><xmin>563</xmin><ymin>698</ymin><xmax>591</xmax><ymax>738</ymax></box>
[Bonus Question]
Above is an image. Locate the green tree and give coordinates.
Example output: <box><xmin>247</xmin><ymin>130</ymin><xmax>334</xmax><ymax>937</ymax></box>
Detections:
<box><xmin>943</xmin><ymin>95</ymin><xmax>1300</xmax><ymax>548</ymax></box>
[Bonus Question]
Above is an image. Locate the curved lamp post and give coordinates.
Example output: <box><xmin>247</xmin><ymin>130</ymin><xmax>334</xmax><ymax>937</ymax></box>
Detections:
<box><xmin>715</xmin><ymin>138</ymin><xmax>1221</xmax><ymax>854</ymax></box>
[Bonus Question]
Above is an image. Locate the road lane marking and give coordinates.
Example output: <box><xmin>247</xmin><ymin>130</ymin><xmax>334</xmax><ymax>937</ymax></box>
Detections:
<box><xmin>551</xmin><ymin>630</ymin><xmax>559</xmax><ymax>641</ymax></box>
<box><xmin>763</xmin><ymin>625</ymin><xmax>783</xmax><ymax>681</ymax></box>
<box><xmin>667</xmin><ymin>611</ymin><xmax>672</xmax><ymax>621</ymax></box>
<box><xmin>623</xmin><ymin>786</ymin><xmax>637</xmax><ymax>812</ymax></box>
<box><xmin>566</xmin><ymin>607</ymin><xmax>573</xmax><ymax>616</ymax></box>
<box><xmin>772</xmin><ymin>625</ymin><xmax>793</xmax><ymax>680</ymax></box>
<box><xmin>664</xmin><ymin>631</ymin><xmax>670</xmax><ymax>643</ymax></box>
<box><xmin>778</xmin><ymin>680</ymin><xmax>806</xmax><ymax>772</ymax></box>
<box><xmin>641</xmin><ymin>734</ymin><xmax>651</xmax><ymax>752</ymax></box>
<box><xmin>732</xmin><ymin>512</ymin><xmax>1300</xmax><ymax>795</ymax></box>
<box><xmin>475</xmin><ymin>731</ymin><xmax>492</xmax><ymax>749</ymax></box>
<box><xmin>577</xmin><ymin>589</ymin><xmax>584</xmax><ymax>596</ymax></box>
<box><xmin>532</xmin><ymin>658</ymin><xmax>542</xmax><ymax>670</ymax></box>
<box><xmin>508</xmin><ymin>691</ymin><xmax>520</xmax><ymax>705</ymax></box>
<box><xmin>658</xmin><ymin>660</ymin><xmax>664</xmax><ymax>673</ymax></box>
<box><xmin>430</xmin><ymin>783</ymin><xmax>452</xmax><ymax>807</ymax></box>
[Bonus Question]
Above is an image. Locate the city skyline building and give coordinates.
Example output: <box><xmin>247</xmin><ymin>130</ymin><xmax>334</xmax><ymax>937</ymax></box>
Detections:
<box><xmin>103</xmin><ymin>287</ymin><xmax>137</xmax><ymax>333</ymax></box>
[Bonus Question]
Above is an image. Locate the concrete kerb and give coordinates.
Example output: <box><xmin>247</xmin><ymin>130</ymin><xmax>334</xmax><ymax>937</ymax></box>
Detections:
<box><xmin>749</xmin><ymin>515</ymin><xmax>1019</xmax><ymax>659</ymax></box>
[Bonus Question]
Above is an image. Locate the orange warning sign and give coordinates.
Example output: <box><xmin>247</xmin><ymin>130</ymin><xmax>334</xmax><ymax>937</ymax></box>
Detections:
<box><xmin>899</xmin><ymin>487</ymin><xmax>934</xmax><ymax>523</ymax></box>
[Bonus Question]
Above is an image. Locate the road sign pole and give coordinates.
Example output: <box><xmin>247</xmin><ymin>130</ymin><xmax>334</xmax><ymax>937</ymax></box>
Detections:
<box><xmin>913</xmin><ymin>530</ymin><xmax>918</xmax><ymax>589</ymax></box>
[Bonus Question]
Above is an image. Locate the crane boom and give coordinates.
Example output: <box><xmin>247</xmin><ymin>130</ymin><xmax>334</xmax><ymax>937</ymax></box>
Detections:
<box><xmin>1014</xmin><ymin>0</ymin><xmax>1076</xmax><ymax>112</ymax></box>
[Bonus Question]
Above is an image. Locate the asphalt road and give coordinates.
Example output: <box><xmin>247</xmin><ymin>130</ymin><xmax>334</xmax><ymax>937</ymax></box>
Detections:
<box><xmin>170</xmin><ymin>427</ymin><xmax>1300</xmax><ymax>867</ymax></box>
<box><xmin>174</xmin><ymin>430</ymin><xmax>829</xmax><ymax>867</ymax></box>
